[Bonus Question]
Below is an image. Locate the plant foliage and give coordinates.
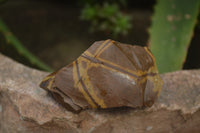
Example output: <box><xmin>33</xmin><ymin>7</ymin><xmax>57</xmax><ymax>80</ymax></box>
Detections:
<box><xmin>0</xmin><ymin>19</ymin><xmax>52</xmax><ymax>71</ymax></box>
<box><xmin>149</xmin><ymin>0</ymin><xmax>200</xmax><ymax>73</ymax></box>
<box><xmin>80</xmin><ymin>2</ymin><xmax>131</xmax><ymax>37</ymax></box>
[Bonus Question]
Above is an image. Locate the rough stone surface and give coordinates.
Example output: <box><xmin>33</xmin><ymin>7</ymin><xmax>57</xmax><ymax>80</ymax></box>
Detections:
<box><xmin>0</xmin><ymin>53</ymin><xmax>200</xmax><ymax>133</ymax></box>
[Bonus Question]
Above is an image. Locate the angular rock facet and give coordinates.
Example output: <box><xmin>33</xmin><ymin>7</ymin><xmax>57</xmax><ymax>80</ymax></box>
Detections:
<box><xmin>40</xmin><ymin>40</ymin><xmax>163</xmax><ymax>112</ymax></box>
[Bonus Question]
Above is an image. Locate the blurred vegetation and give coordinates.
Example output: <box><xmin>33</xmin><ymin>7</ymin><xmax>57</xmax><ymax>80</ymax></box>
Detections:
<box><xmin>0</xmin><ymin>19</ymin><xmax>53</xmax><ymax>71</ymax></box>
<box><xmin>0</xmin><ymin>0</ymin><xmax>200</xmax><ymax>73</ymax></box>
<box><xmin>149</xmin><ymin>0</ymin><xmax>200</xmax><ymax>73</ymax></box>
<box><xmin>0</xmin><ymin>0</ymin><xmax>52</xmax><ymax>71</ymax></box>
<box><xmin>80</xmin><ymin>0</ymin><xmax>132</xmax><ymax>37</ymax></box>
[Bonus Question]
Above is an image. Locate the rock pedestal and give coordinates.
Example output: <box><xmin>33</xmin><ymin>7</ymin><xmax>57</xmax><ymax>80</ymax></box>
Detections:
<box><xmin>0</xmin><ymin>53</ymin><xmax>200</xmax><ymax>133</ymax></box>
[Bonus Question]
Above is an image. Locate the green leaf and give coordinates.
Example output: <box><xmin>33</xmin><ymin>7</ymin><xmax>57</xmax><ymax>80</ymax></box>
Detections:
<box><xmin>80</xmin><ymin>5</ymin><xmax>97</xmax><ymax>20</ymax></box>
<box><xmin>0</xmin><ymin>19</ymin><xmax>53</xmax><ymax>72</ymax></box>
<box><xmin>80</xmin><ymin>2</ymin><xmax>132</xmax><ymax>37</ymax></box>
<box><xmin>149</xmin><ymin>0</ymin><xmax>200</xmax><ymax>73</ymax></box>
<box><xmin>100</xmin><ymin>3</ymin><xmax>119</xmax><ymax>18</ymax></box>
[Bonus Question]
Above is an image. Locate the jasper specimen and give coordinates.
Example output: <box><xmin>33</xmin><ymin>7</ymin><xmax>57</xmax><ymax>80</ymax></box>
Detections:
<box><xmin>40</xmin><ymin>39</ymin><xmax>163</xmax><ymax>113</ymax></box>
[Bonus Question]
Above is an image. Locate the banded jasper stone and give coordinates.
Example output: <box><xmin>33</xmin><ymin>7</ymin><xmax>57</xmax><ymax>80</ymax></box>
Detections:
<box><xmin>40</xmin><ymin>39</ymin><xmax>163</xmax><ymax>113</ymax></box>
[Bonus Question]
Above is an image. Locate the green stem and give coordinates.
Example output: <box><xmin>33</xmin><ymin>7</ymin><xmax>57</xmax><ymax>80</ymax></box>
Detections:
<box><xmin>0</xmin><ymin>18</ymin><xmax>53</xmax><ymax>72</ymax></box>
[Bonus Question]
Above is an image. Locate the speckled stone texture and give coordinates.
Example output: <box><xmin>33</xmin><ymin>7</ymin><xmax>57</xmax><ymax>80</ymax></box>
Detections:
<box><xmin>0</xmin><ymin>53</ymin><xmax>200</xmax><ymax>133</ymax></box>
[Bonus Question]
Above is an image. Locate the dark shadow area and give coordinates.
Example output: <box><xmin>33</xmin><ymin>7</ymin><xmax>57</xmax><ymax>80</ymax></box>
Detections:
<box><xmin>183</xmin><ymin>27</ymin><xmax>200</xmax><ymax>69</ymax></box>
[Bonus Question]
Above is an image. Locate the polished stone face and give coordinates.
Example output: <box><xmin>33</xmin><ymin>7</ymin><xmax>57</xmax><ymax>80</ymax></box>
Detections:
<box><xmin>40</xmin><ymin>39</ymin><xmax>163</xmax><ymax>113</ymax></box>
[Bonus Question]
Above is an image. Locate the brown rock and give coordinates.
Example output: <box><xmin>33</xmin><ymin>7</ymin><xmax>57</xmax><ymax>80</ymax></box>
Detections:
<box><xmin>0</xmin><ymin>53</ymin><xmax>200</xmax><ymax>133</ymax></box>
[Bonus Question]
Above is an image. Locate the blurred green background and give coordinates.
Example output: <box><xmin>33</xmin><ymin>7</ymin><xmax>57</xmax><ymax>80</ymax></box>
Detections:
<box><xmin>0</xmin><ymin>0</ymin><xmax>200</xmax><ymax>73</ymax></box>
